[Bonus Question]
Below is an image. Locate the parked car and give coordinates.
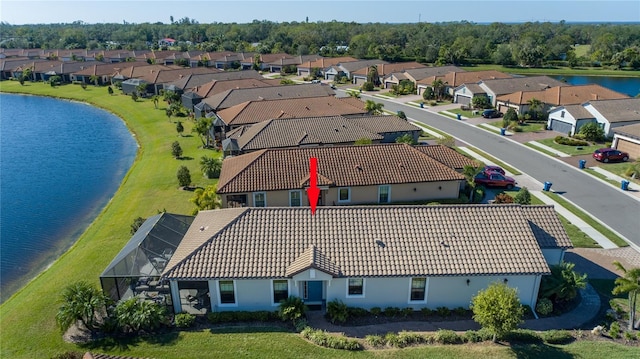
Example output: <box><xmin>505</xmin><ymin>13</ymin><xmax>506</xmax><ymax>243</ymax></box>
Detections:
<box><xmin>474</xmin><ymin>171</ymin><xmax>516</xmax><ymax>189</ymax></box>
<box><xmin>592</xmin><ymin>148</ymin><xmax>630</xmax><ymax>163</ymax></box>
<box><xmin>482</xmin><ymin>109</ymin><xmax>503</xmax><ymax>118</ymax></box>
<box><xmin>483</xmin><ymin>165</ymin><xmax>505</xmax><ymax>175</ymax></box>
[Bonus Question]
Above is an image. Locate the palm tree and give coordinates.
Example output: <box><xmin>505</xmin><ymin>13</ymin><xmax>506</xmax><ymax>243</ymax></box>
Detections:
<box><xmin>612</xmin><ymin>261</ymin><xmax>640</xmax><ymax>330</ymax></box>
<box><xmin>200</xmin><ymin>156</ymin><xmax>222</xmax><ymax>179</ymax></box>
<box><xmin>431</xmin><ymin>78</ymin><xmax>446</xmax><ymax>101</ymax></box>
<box><xmin>526</xmin><ymin>97</ymin><xmax>544</xmax><ymax>121</ymax></box>
<box><xmin>367</xmin><ymin>65</ymin><xmax>380</xmax><ymax>87</ymax></box>
<box><xmin>365</xmin><ymin>100</ymin><xmax>384</xmax><ymax>115</ymax></box>
<box><xmin>462</xmin><ymin>164</ymin><xmax>483</xmax><ymax>203</ymax></box>
<box><xmin>89</xmin><ymin>75</ymin><xmax>99</xmax><ymax>86</ymax></box>
<box><xmin>55</xmin><ymin>281</ymin><xmax>108</xmax><ymax>332</ymax></box>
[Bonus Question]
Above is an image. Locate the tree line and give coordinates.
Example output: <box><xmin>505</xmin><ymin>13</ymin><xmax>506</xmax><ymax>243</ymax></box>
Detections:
<box><xmin>2</xmin><ymin>19</ymin><xmax>639</xmax><ymax>68</ymax></box>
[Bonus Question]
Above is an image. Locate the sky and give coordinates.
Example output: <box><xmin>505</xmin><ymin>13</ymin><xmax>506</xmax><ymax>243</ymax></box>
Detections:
<box><xmin>1</xmin><ymin>0</ymin><xmax>639</xmax><ymax>25</ymax></box>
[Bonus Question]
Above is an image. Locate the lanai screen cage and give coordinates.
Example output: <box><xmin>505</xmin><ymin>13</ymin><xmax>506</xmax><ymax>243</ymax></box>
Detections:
<box><xmin>100</xmin><ymin>212</ymin><xmax>194</xmax><ymax>301</ymax></box>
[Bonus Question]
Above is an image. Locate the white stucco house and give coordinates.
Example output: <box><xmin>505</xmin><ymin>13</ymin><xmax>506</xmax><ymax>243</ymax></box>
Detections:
<box><xmin>161</xmin><ymin>205</ymin><xmax>572</xmax><ymax>315</ymax></box>
<box><xmin>547</xmin><ymin>98</ymin><xmax>640</xmax><ymax>137</ymax></box>
<box><xmin>612</xmin><ymin>123</ymin><xmax>640</xmax><ymax>160</ymax></box>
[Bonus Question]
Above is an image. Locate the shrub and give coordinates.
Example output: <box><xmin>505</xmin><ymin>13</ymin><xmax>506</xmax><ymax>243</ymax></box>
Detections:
<box><xmin>536</xmin><ymin>298</ymin><xmax>554</xmax><ymax>316</ymax></box>
<box><xmin>362</xmin><ymin>81</ymin><xmax>374</xmax><ymax>91</ymax></box>
<box><xmin>543</xmin><ymin>330</ymin><xmax>574</xmax><ymax>344</ymax></box>
<box><xmin>279</xmin><ymin>296</ymin><xmax>307</xmax><ymax>322</ymax></box>
<box><xmin>347</xmin><ymin>307</ymin><xmax>368</xmax><ymax>318</ymax></box>
<box><xmin>293</xmin><ymin>318</ymin><xmax>308</xmax><ymax>332</ymax></box>
<box><xmin>494</xmin><ymin>193</ymin><xmax>514</xmax><ymax>204</ymax></box>
<box><xmin>365</xmin><ymin>334</ymin><xmax>386</xmax><ymax>347</ymax></box>
<box><xmin>512</xmin><ymin>126</ymin><xmax>523</xmax><ymax>132</ymax></box>
<box><xmin>454</xmin><ymin>306</ymin><xmax>468</xmax><ymax>316</ymax></box>
<box><xmin>176</xmin><ymin>166</ymin><xmax>191</xmax><ymax>187</ymax></box>
<box><xmin>624</xmin><ymin>331</ymin><xmax>636</xmax><ymax>341</ymax></box>
<box><xmin>402</xmin><ymin>307</ymin><xmax>414</xmax><ymax>318</ymax></box>
<box><xmin>384</xmin><ymin>307</ymin><xmax>401</xmax><ymax>317</ymax></box>
<box><xmin>326</xmin><ymin>299</ymin><xmax>349</xmax><ymax>324</ymax></box>
<box><xmin>436</xmin><ymin>306</ymin><xmax>451</xmax><ymax>317</ymax></box>
<box><xmin>421</xmin><ymin>307</ymin><xmax>434</xmax><ymax>318</ymax></box>
<box><xmin>609</xmin><ymin>321</ymin><xmax>621</xmax><ymax>339</ymax></box>
<box><xmin>434</xmin><ymin>329</ymin><xmax>462</xmax><ymax>344</ymax></box>
<box><xmin>384</xmin><ymin>332</ymin><xmax>401</xmax><ymax>347</ymax></box>
<box><xmin>370</xmin><ymin>307</ymin><xmax>382</xmax><ymax>316</ymax></box>
<box><xmin>579</xmin><ymin>122</ymin><xmax>605</xmax><ymax>142</ymax></box>
<box><xmin>302</xmin><ymin>328</ymin><xmax>361</xmax><ymax>350</ymax></box>
<box><xmin>429</xmin><ymin>101</ymin><xmax>437</xmax><ymax>106</ymax></box>
<box><xmin>504</xmin><ymin>329</ymin><xmax>543</xmax><ymax>343</ymax></box>
<box><xmin>514</xmin><ymin>187</ymin><xmax>532</xmax><ymax>205</ymax></box>
<box><xmin>464</xmin><ymin>330</ymin><xmax>484</xmax><ymax>343</ymax></box>
<box><xmin>398</xmin><ymin>331</ymin><xmax>426</xmax><ymax>346</ymax></box>
<box><xmin>554</xmin><ymin>136</ymin><xmax>589</xmax><ymax>147</ymax></box>
<box><xmin>174</xmin><ymin>313</ymin><xmax>196</xmax><ymax>328</ymax></box>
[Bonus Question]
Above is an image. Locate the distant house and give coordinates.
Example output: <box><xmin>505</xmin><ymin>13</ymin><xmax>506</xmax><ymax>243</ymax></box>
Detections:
<box><xmin>296</xmin><ymin>56</ymin><xmax>356</xmax><ymax>77</ymax></box>
<box><xmin>418</xmin><ymin>70</ymin><xmax>513</xmax><ymax>99</ymax></box>
<box><xmin>547</xmin><ymin>98</ymin><xmax>640</xmax><ymax>137</ymax></box>
<box><xmin>612</xmin><ymin>123</ymin><xmax>640</xmax><ymax>160</ymax></box>
<box><xmin>495</xmin><ymin>84</ymin><xmax>629</xmax><ymax>115</ymax></box>
<box><xmin>160</xmin><ymin>205</ymin><xmax>571</xmax><ymax>314</ymax></box>
<box><xmin>384</xmin><ymin>66</ymin><xmax>464</xmax><ymax>89</ymax></box>
<box><xmin>454</xmin><ymin>76</ymin><xmax>567</xmax><ymax>107</ymax></box>
<box><xmin>324</xmin><ymin>59</ymin><xmax>383</xmax><ymax>82</ymax></box>
<box><xmin>221</xmin><ymin>114</ymin><xmax>421</xmax><ymax>156</ymax></box>
<box><xmin>351</xmin><ymin>62</ymin><xmax>426</xmax><ymax>85</ymax></box>
<box><xmin>158</xmin><ymin>38</ymin><xmax>176</xmax><ymax>47</ymax></box>
<box><xmin>216</xmin><ymin>143</ymin><xmax>465</xmax><ymax>208</ymax></box>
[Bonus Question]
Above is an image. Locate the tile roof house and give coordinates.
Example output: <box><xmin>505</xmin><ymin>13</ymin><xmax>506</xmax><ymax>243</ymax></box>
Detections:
<box><xmin>296</xmin><ymin>56</ymin><xmax>357</xmax><ymax>77</ymax></box>
<box><xmin>495</xmin><ymin>84</ymin><xmax>629</xmax><ymax>115</ymax></box>
<box><xmin>216</xmin><ymin>143</ymin><xmax>465</xmax><ymax>208</ymax></box>
<box><xmin>221</xmin><ymin>114</ymin><xmax>421</xmax><ymax>155</ymax></box>
<box><xmin>351</xmin><ymin>62</ymin><xmax>427</xmax><ymax>85</ymax></box>
<box><xmin>214</xmin><ymin>96</ymin><xmax>367</xmax><ymax>128</ymax></box>
<box><xmin>324</xmin><ymin>59</ymin><xmax>385</xmax><ymax>82</ymax></box>
<box><xmin>384</xmin><ymin>66</ymin><xmax>464</xmax><ymax>89</ymax></box>
<box><xmin>454</xmin><ymin>76</ymin><xmax>567</xmax><ymax>107</ymax></box>
<box><xmin>70</xmin><ymin>61</ymin><xmax>149</xmax><ymax>85</ymax></box>
<box><xmin>547</xmin><ymin>98</ymin><xmax>640</xmax><ymax>136</ymax></box>
<box><xmin>160</xmin><ymin>205</ymin><xmax>571</xmax><ymax>314</ymax></box>
<box><xmin>417</xmin><ymin>70</ymin><xmax>513</xmax><ymax>99</ymax></box>
<box><xmin>612</xmin><ymin>122</ymin><xmax>640</xmax><ymax>160</ymax></box>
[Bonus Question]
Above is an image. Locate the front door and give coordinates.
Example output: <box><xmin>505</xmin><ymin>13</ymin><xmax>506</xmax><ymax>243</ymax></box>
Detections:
<box><xmin>305</xmin><ymin>281</ymin><xmax>323</xmax><ymax>304</ymax></box>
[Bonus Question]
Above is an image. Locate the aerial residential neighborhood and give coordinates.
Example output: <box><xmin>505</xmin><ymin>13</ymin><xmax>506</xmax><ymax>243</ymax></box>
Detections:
<box><xmin>1</xmin><ymin>12</ymin><xmax>640</xmax><ymax>359</ymax></box>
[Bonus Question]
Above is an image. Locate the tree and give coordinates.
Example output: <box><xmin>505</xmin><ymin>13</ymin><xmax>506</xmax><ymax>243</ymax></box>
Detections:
<box><xmin>56</xmin><ymin>281</ymin><xmax>109</xmax><ymax>332</ymax></box>
<box><xmin>171</xmin><ymin>141</ymin><xmax>183</xmax><ymax>159</ymax></box>
<box><xmin>192</xmin><ymin>117</ymin><xmax>212</xmax><ymax>147</ymax></box>
<box><xmin>422</xmin><ymin>86</ymin><xmax>434</xmax><ymax>101</ymax></box>
<box><xmin>395</xmin><ymin>133</ymin><xmax>417</xmax><ymax>145</ymax></box>
<box><xmin>111</xmin><ymin>297</ymin><xmax>167</xmax><ymax>334</ymax></box>
<box><xmin>431</xmin><ymin>78</ymin><xmax>446</xmax><ymax>101</ymax></box>
<box><xmin>107</xmin><ymin>86</ymin><xmax>114</xmax><ymax>95</ymax></box>
<box><xmin>190</xmin><ymin>185</ymin><xmax>222</xmax><ymax>214</ymax></box>
<box><xmin>176</xmin><ymin>121</ymin><xmax>184</xmax><ymax>137</ymax></box>
<box><xmin>502</xmin><ymin>108</ymin><xmax>518</xmax><ymax>128</ymax></box>
<box><xmin>579</xmin><ymin>122</ymin><xmax>605</xmax><ymax>142</ymax></box>
<box><xmin>136</xmin><ymin>83</ymin><xmax>148</xmax><ymax>98</ymax></box>
<box><xmin>199</xmin><ymin>156</ymin><xmax>222</xmax><ymax>179</ymax></box>
<box><xmin>526</xmin><ymin>97</ymin><xmax>545</xmax><ymax>121</ymax></box>
<box><xmin>539</xmin><ymin>261</ymin><xmax>587</xmax><ymax>304</ymax></box>
<box><xmin>396</xmin><ymin>111</ymin><xmax>407</xmax><ymax>120</ymax></box>
<box><xmin>462</xmin><ymin>164</ymin><xmax>483</xmax><ymax>203</ymax></box>
<box><xmin>49</xmin><ymin>75</ymin><xmax>61</xmax><ymax>87</ymax></box>
<box><xmin>612</xmin><ymin>261</ymin><xmax>640</xmax><ymax>330</ymax></box>
<box><xmin>364</xmin><ymin>100</ymin><xmax>383</xmax><ymax>115</ymax></box>
<box><xmin>471</xmin><ymin>96</ymin><xmax>491</xmax><ymax>110</ymax></box>
<box><xmin>367</xmin><ymin>65</ymin><xmax>380</xmax><ymax>87</ymax></box>
<box><xmin>514</xmin><ymin>186</ymin><xmax>531</xmax><ymax>205</ymax></box>
<box><xmin>130</xmin><ymin>216</ymin><xmax>145</xmax><ymax>235</ymax></box>
<box><xmin>177</xmin><ymin>166</ymin><xmax>191</xmax><ymax>188</ymax></box>
<box><xmin>89</xmin><ymin>75</ymin><xmax>99</xmax><ymax>86</ymax></box>
<box><xmin>361</xmin><ymin>81</ymin><xmax>375</xmax><ymax>91</ymax></box>
<box><xmin>436</xmin><ymin>135</ymin><xmax>456</xmax><ymax>148</ymax></box>
<box><xmin>471</xmin><ymin>282</ymin><xmax>524</xmax><ymax>342</ymax></box>
<box><xmin>131</xmin><ymin>92</ymin><xmax>138</xmax><ymax>101</ymax></box>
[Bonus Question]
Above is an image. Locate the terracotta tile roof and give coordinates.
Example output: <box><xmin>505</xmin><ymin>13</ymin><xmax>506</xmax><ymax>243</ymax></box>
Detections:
<box><xmin>521</xmin><ymin>206</ymin><xmax>573</xmax><ymax>249</ymax></box>
<box><xmin>114</xmin><ymin>64</ymin><xmax>180</xmax><ymax>79</ymax></box>
<box><xmin>480</xmin><ymin>76</ymin><xmax>567</xmax><ymax>96</ymax></box>
<box><xmin>194</xmin><ymin>78</ymin><xmax>279</xmax><ymax>98</ymax></box>
<box><xmin>336</xmin><ymin>59</ymin><xmax>388</xmax><ymax>73</ymax></box>
<box><xmin>259</xmin><ymin>52</ymin><xmax>296</xmax><ymax>64</ymax></box>
<box><xmin>613</xmin><ymin>122</ymin><xmax>640</xmax><ymax>139</ymax></box>
<box><xmin>586</xmin><ymin>98</ymin><xmax>640</xmax><ymax>123</ymax></box>
<box><xmin>72</xmin><ymin>61</ymin><xmax>149</xmax><ymax>76</ymax></box>
<box><xmin>216</xmin><ymin>96</ymin><xmax>367</xmax><ymax>127</ymax></box>
<box><xmin>162</xmin><ymin>205</ymin><xmax>554</xmax><ymax>279</ymax></box>
<box><xmin>200</xmin><ymin>83</ymin><xmax>335</xmax><ymax>111</ymax></box>
<box><xmin>414</xmin><ymin>145</ymin><xmax>480</xmax><ymax>170</ymax></box>
<box><xmin>496</xmin><ymin>84</ymin><xmax>629</xmax><ymax>106</ymax></box>
<box><xmin>168</xmin><ymin>70</ymin><xmax>264</xmax><ymax>91</ymax></box>
<box><xmin>352</xmin><ymin>62</ymin><xmax>426</xmax><ymax>76</ymax></box>
<box><xmin>216</xmin><ymin>143</ymin><xmax>465</xmax><ymax>194</ymax></box>
<box><xmin>298</xmin><ymin>56</ymin><xmax>358</xmax><ymax>69</ymax></box>
<box><xmin>419</xmin><ymin>70</ymin><xmax>513</xmax><ymax>87</ymax></box>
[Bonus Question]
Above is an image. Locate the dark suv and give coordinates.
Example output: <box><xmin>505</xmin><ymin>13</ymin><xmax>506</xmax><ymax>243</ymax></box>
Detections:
<box><xmin>482</xmin><ymin>109</ymin><xmax>503</xmax><ymax>118</ymax></box>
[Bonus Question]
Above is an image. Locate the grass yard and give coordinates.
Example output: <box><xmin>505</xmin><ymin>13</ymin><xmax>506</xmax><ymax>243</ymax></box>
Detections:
<box><xmin>447</xmin><ymin>108</ymin><xmax>476</xmax><ymax>119</ymax></box>
<box><xmin>594</xmin><ymin>161</ymin><xmax>640</xmax><ymax>185</ymax></box>
<box><xmin>525</xmin><ymin>142</ymin><xmax>558</xmax><ymax>157</ymax></box>
<box><xmin>540</xmin><ymin>191</ymin><xmax>629</xmax><ymax>247</ymax></box>
<box><xmin>460</xmin><ymin>64</ymin><xmax>640</xmax><ymax>77</ymax></box>
<box><xmin>488</xmin><ymin>120</ymin><xmax>546</xmax><ymax>133</ymax></box>
<box><xmin>584</xmin><ymin>168</ymin><xmax>627</xmax><ymax>187</ymax></box>
<box><xmin>0</xmin><ymin>80</ymin><xmax>221</xmax><ymax>358</ymax></box>
<box><xmin>536</xmin><ymin>138</ymin><xmax>607</xmax><ymax>156</ymax></box>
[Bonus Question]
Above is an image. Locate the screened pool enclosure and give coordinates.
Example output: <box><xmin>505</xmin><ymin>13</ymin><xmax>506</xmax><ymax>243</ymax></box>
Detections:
<box><xmin>100</xmin><ymin>212</ymin><xmax>194</xmax><ymax>303</ymax></box>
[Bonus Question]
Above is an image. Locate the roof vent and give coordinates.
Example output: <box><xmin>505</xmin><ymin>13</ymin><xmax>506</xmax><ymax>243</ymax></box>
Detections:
<box><xmin>375</xmin><ymin>239</ymin><xmax>386</xmax><ymax>248</ymax></box>
<box><xmin>334</xmin><ymin>128</ymin><xmax>339</xmax><ymax>132</ymax></box>
<box><xmin>355</xmin><ymin>164</ymin><xmax>362</xmax><ymax>171</ymax></box>
<box><xmin>199</xmin><ymin>226</ymin><xmax>205</xmax><ymax>231</ymax></box>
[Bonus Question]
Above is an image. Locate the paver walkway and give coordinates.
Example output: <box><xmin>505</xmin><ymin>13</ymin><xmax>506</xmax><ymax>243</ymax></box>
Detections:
<box><xmin>528</xmin><ymin>140</ymin><xmax>572</xmax><ymax>157</ymax></box>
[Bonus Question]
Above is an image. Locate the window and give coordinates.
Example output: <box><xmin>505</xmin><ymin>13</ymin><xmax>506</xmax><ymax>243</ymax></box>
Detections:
<box><xmin>378</xmin><ymin>185</ymin><xmax>390</xmax><ymax>203</ymax></box>
<box><xmin>273</xmin><ymin>280</ymin><xmax>289</xmax><ymax>304</ymax></box>
<box><xmin>410</xmin><ymin>278</ymin><xmax>427</xmax><ymax>301</ymax></box>
<box><xmin>338</xmin><ymin>187</ymin><xmax>351</xmax><ymax>203</ymax></box>
<box><xmin>253</xmin><ymin>192</ymin><xmax>266</xmax><ymax>207</ymax></box>
<box><xmin>219</xmin><ymin>280</ymin><xmax>236</xmax><ymax>304</ymax></box>
<box><xmin>347</xmin><ymin>278</ymin><xmax>364</xmax><ymax>296</ymax></box>
<box><xmin>289</xmin><ymin>190</ymin><xmax>301</xmax><ymax>207</ymax></box>
<box><xmin>303</xmin><ymin>282</ymin><xmax>308</xmax><ymax>299</ymax></box>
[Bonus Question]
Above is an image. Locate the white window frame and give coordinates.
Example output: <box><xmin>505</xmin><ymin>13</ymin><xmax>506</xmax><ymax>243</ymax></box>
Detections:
<box><xmin>378</xmin><ymin>185</ymin><xmax>391</xmax><ymax>203</ymax></box>
<box><xmin>253</xmin><ymin>192</ymin><xmax>266</xmax><ymax>207</ymax></box>
<box><xmin>346</xmin><ymin>278</ymin><xmax>365</xmax><ymax>298</ymax></box>
<box><xmin>337</xmin><ymin>187</ymin><xmax>351</xmax><ymax>203</ymax></box>
<box><xmin>407</xmin><ymin>277</ymin><xmax>428</xmax><ymax>304</ymax></box>
<box><xmin>289</xmin><ymin>190</ymin><xmax>301</xmax><ymax>207</ymax></box>
<box><xmin>216</xmin><ymin>279</ymin><xmax>238</xmax><ymax>307</ymax></box>
<box><xmin>271</xmin><ymin>279</ymin><xmax>289</xmax><ymax>306</ymax></box>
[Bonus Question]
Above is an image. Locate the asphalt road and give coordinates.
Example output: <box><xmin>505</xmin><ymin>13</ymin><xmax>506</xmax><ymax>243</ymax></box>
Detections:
<box><xmin>373</xmin><ymin>96</ymin><xmax>640</xmax><ymax>249</ymax></box>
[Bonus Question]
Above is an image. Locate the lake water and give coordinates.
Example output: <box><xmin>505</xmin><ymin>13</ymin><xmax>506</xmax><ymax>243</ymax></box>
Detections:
<box><xmin>0</xmin><ymin>94</ymin><xmax>137</xmax><ymax>302</ymax></box>
<box><xmin>549</xmin><ymin>75</ymin><xmax>640</xmax><ymax>97</ymax></box>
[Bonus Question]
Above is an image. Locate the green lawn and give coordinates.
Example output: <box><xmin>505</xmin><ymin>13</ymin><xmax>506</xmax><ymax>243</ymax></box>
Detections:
<box><xmin>524</xmin><ymin>142</ymin><xmax>558</xmax><ymax>157</ymax></box>
<box><xmin>594</xmin><ymin>161</ymin><xmax>640</xmax><ymax>185</ymax></box>
<box><xmin>536</xmin><ymin>138</ymin><xmax>607</xmax><ymax>156</ymax></box>
<box><xmin>540</xmin><ymin>191</ymin><xmax>629</xmax><ymax>247</ymax></box>
<box><xmin>447</xmin><ymin>108</ymin><xmax>476</xmax><ymax>118</ymax></box>
<box><xmin>573</xmin><ymin>44</ymin><xmax>591</xmax><ymax>58</ymax></box>
<box><xmin>460</xmin><ymin>64</ymin><xmax>640</xmax><ymax>77</ymax></box>
<box><xmin>488</xmin><ymin>120</ymin><xmax>546</xmax><ymax>133</ymax></box>
<box><xmin>0</xmin><ymin>80</ymin><xmax>220</xmax><ymax>358</ymax></box>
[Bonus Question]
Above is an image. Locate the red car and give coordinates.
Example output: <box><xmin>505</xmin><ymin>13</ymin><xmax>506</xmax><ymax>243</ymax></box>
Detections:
<box><xmin>483</xmin><ymin>165</ymin><xmax>505</xmax><ymax>175</ymax></box>
<box><xmin>474</xmin><ymin>171</ymin><xmax>516</xmax><ymax>189</ymax></box>
<box><xmin>592</xmin><ymin>148</ymin><xmax>630</xmax><ymax>163</ymax></box>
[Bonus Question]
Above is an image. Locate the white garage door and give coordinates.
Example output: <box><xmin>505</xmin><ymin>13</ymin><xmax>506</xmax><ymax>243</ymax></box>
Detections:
<box><xmin>456</xmin><ymin>95</ymin><xmax>471</xmax><ymax>105</ymax></box>
<box><xmin>550</xmin><ymin>119</ymin><xmax>573</xmax><ymax>135</ymax></box>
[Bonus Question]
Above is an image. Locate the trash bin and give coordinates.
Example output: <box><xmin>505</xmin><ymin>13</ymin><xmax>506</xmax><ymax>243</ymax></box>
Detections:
<box><xmin>500</xmin><ymin>128</ymin><xmax>506</xmax><ymax>136</ymax></box>
<box><xmin>543</xmin><ymin>181</ymin><xmax>552</xmax><ymax>191</ymax></box>
<box><xmin>420</xmin><ymin>102</ymin><xmax>424</xmax><ymax>108</ymax></box>
<box><xmin>457</xmin><ymin>113</ymin><xmax>462</xmax><ymax>120</ymax></box>
<box><xmin>621</xmin><ymin>180</ymin><xmax>630</xmax><ymax>191</ymax></box>
<box><xmin>578</xmin><ymin>159</ymin><xmax>586</xmax><ymax>169</ymax></box>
